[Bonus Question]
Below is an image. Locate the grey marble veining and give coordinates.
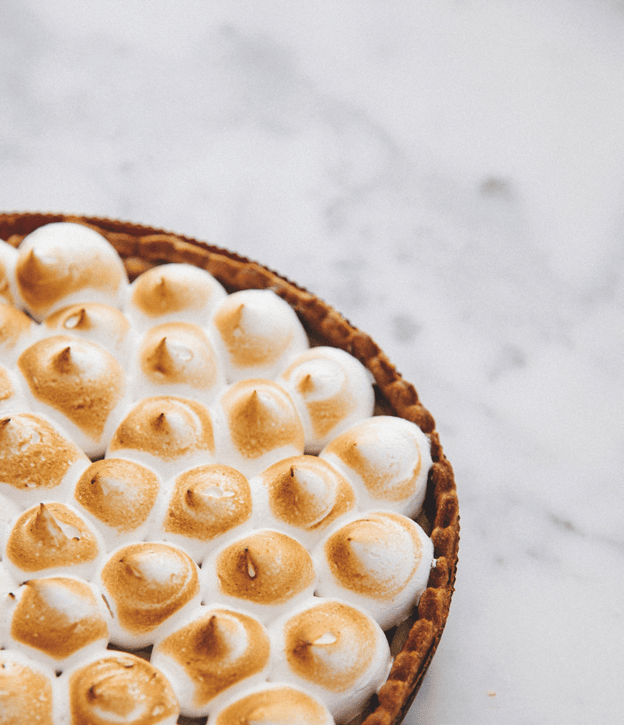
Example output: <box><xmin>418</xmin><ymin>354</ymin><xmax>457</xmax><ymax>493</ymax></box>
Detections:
<box><xmin>2</xmin><ymin>1</ymin><xmax>624</xmax><ymax>723</ymax></box>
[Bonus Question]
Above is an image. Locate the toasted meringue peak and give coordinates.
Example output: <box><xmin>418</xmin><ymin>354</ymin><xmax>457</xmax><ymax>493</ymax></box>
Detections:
<box><xmin>99</xmin><ymin>542</ymin><xmax>200</xmax><ymax>648</ymax></box>
<box><xmin>0</xmin><ymin>363</ymin><xmax>28</xmax><ymax>414</ymax></box>
<box><xmin>279</xmin><ymin>346</ymin><xmax>375</xmax><ymax>453</ymax></box>
<box><xmin>269</xmin><ymin>597</ymin><xmax>390</xmax><ymax>721</ymax></box>
<box><xmin>43</xmin><ymin>302</ymin><xmax>132</xmax><ymax>362</ymax></box>
<box><xmin>9</xmin><ymin>576</ymin><xmax>109</xmax><ymax>666</ymax></box>
<box><xmin>211</xmin><ymin>289</ymin><xmax>309</xmax><ymax>381</ymax></box>
<box><xmin>0</xmin><ymin>412</ymin><xmax>89</xmax><ymax>506</ymax></box>
<box><xmin>107</xmin><ymin>396</ymin><xmax>215</xmax><ymax>473</ymax></box>
<box><xmin>205</xmin><ymin>529</ymin><xmax>315</xmax><ymax>622</ymax></box>
<box><xmin>154</xmin><ymin>464</ymin><xmax>252</xmax><ymax>561</ymax></box>
<box><xmin>67</xmin><ymin>652</ymin><xmax>179</xmax><ymax>725</ymax></box>
<box><xmin>0</xmin><ymin>240</ymin><xmax>18</xmax><ymax>306</ymax></box>
<box><xmin>72</xmin><ymin>458</ymin><xmax>160</xmax><ymax>548</ymax></box>
<box><xmin>4</xmin><ymin>502</ymin><xmax>104</xmax><ymax>580</ymax></box>
<box><xmin>133</xmin><ymin>322</ymin><xmax>225</xmax><ymax>404</ymax></box>
<box><xmin>17</xmin><ymin>335</ymin><xmax>126</xmax><ymax>458</ymax></box>
<box><xmin>314</xmin><ymin>511</ymin><xmax>434</xmax><ymax>629</ymax></box>
<box><xmin>126</xmin><ymin>262</ymin><xmax>227</xmax><ymax>328</ymax></box>
<box><xmin>0</xmin><ymin>303</ymin><xmax>37</xmax><ymax>364</ymax></box>
<box><xmin>320</xmin><ymin>416</ymin><xmax>432</xmax><ymax>518</ymax></box>
<box><xmin>254</xmin><ymin>456</ymin><xmax>356</xmax><ymax>546</ymax></box>
<box><xmin>14</xmin><ymin>222</ymin><xmax>128</xmax><ymax>321</ymax></box>
<box><xmin>215</xmin><ymin>379</ymin><xmax>304</xmax><ymax>477</ymax></box>
<box><xmin>0</xmin><ymin>649</ymin><xmax>57</xmax><ymax>725</ymax></box>
<box><xmin>210</xmin><ymin>683</ymin><xmax>335</xmax><ymax>725</ymax></box>
<box><xmin>152</xmin><ymin>606</ymin><xmax>271</xmax><ymax>717</ymax></box>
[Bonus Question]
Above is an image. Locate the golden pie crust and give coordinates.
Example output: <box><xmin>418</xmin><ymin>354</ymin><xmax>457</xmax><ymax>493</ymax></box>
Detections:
<box><xmin>0</xmin><ymin>211</ymin><xmax>459</xmax><ymax>725</ymax></box>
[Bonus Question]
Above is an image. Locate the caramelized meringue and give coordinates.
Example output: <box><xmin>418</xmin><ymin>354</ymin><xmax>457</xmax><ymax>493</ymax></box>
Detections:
<box><xmin>320</xmin><ymin>416</ymin><xmax>433</xmax><ymax>518</ymax></box>
<box><xmin>313</xmin><ymin>511</ymin><xmax>434</xmax><ymax>629</ymax></box>
<box><xmin>125</xmin><ymin>262</ymin><xmax>227</xmax><ymax>330</ymax></box>
<box><xmin>5</xmin><ymin>576</ymin><xmax>110</xmax><ymax>671</ymax></box>
<box><xmin>17</xmin><ymin>335</ymin><xmax>127</xmax><ymax>459</ymax></box>
<box><xmin>107</xmin><ymin>396</ymin><xmax>216</xmax><ymax>479</ymax></box>
<box><xmin>213</xmin><ymin>379</ymin><xmax>305</xmax><ymax>478</ymax></box>
<box><xmin>71</xmin><ymin>458</ymin><xmax>161</xmax><ymax>551</ymax></box>
<box><xmin>131</xmin><ymin>321</ymin><xmax>225</xmax><ymax>405</ymax></box>
<box><xmin>0</xmin><ymin>303</ymin><xmax>38</xmax><ymax>365</ymax></box>
<box><xmin>0</xmin><ymin>649</ymin><xmax>58</xmax><ymax>725</ymax></box>
<box><xmin>3</xmin><ymin>502</ymin><xmax>105</xmax><ymax>582</ymax></box>
<box><xmin>268</xmin><ymin>597</ymin><xmax>390</xmax><ymax>722</ymax></box>
<box><xmin>64</xmin><ymin>651</ymin><xmax>179</xmax><ymax>725</ymax></box>
<box><xmin>14</xmin><ymin>222</ymin><xmax>128</xmax><ymax>321</ymax></box>
<box><xmin>0</xmin><ymin>240</ymin><xmax>18</xmax><ymax>306</ymax></box>
<box><xmin>0</xmin><ymin>413</ymin><xmax>90</xmax><ymax>507</ymax></box>
<box><xmin>210</xmin><ymin>683</ymin><xmax>335</xmax><ymax>725</ymax></box>
<box><xmin>279</xmin><ymin>346</ymin><xmax>375</xmax><ymax>453</ymax></box>
<box><xmin>43</xmin><ymin>302</ymin><xmax>133</xmax><ymax>364</ymax></box>
<box><xmin>0</xmin><ymin>363</ymin><xmax>29</xmax><ymax>415</ymax></box>
<box><xmin>250</xmin><ymin>455</ymin><xmax>356</xmax><ymax>548</ymax></box>
<box><xmin>150</xmin><ymin>464</ymin><xmax>253</xmax><ymax>562</ymax></box>
<box><xmin>211</xmin><ymin>289</ymin><xmax>309</xmax><ymax>381</ymax></box>
<box><xmin>151</xmin><ymin>605</ymin><xmax>271</xmax><ymax>717</ymax></box>
<box><xmin>98</xmin><ymin>541</ymin><xmax>201</xmax><ymax>648</ymax></box>
<box><xmin>201</xmin><ymin>529</ymin><xmax>316</xmax><ymax>624</ymax></box>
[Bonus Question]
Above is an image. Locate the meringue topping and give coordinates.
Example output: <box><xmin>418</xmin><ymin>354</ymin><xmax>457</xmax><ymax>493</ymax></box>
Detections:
<box><xmin>211</xmin><ymin>684</ymin><xmax>334</xmax><ymax>725</ymax></box>
<box><xmin>153</xmin><ymin>607</ymin><xmax>270</xmax><ymax>714</ymax></box>
<box><xmin>162</xmin><ymin>464</ymin><xmax>252</xmax><ymax>544</ymax></box>
<box><xmin>0</xmin><ymin>303</ymin><xmax>35</xmax><ymax>361</ymax></box>
<box><xmin>0</xmin><ymin>412</ymin><xmax>88</xmax><ymax>502</ymax></box>
<box><xmin>5</xmin><ymin>502</ymin><xmax>102</xmax><ymax>575</ymax></box>
<box><xmin>219</xmin><ymin>379</ymin><xmax>304</xmax><ymax>462</ymax></box>
<box><xmin>107</xmin><ymin>396</ymin><xmax>215</xmax><ymax>464</ymax></box>
<box><xmin>135</xmin><ymin>322</ymin><xmax>223</xmax><ymax>400</ymax></box>
<box><xmin>17</xmin><ymin>335</ymin><xmax>125</xmax><ymax>451</ymax></box>
<box><xmin>99</xmin><ymin>542</ymin><xmax>200</xmax><ymax>641</ymax></box>
<box><xmin>0</xmin><ymin>650</ymin><xmax>56</xmax><ymax>725</ymax></box>
<box><xmin>14</xmin><ymin>222</ymin><xmax>128</xmax><ymax>320</ymax></box>
<box><xmin>73</xmin><ymin>458</ymin><xmax>160</xmax><ymax>535</ymax></box>
<box><xmin>258</xmin><ymin>456</ymin><xmax>356</xmax><ymax>538</ymax></box>
<box><xmin>212</xmin><ymin>289</ymin><xmax>309</xmax><ymax>380</ymax></box>
<box><xmin>214</xmin><ymin>530</ymin><xmax>315</xmax><ymax>606</ymax></box>
<box><xmin>68</xmin><ymin>652</ymin><xmax>179</xmax><ymax>725</ymax></box>
<box><xmin>128</xmin><ymin>262</ymin><xmax>226</xmax><ymax>322</ymax></box>
<box><xmin>10</xmin><ymin>577</ymin><xmax>109</xmax><ymax>662</ymax></box>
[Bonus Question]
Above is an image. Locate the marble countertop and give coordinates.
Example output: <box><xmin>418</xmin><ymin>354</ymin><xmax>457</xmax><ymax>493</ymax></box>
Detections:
<box><xmin>1</xmin><ymin>1</ymin><xmax>623</xmax><ymax>723</ymax></box>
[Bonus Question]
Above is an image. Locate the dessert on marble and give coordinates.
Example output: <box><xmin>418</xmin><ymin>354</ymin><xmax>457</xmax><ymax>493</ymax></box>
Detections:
<box><xmin>0</xmin><ymin>213</ymin><xmax>459</xmax><ymax>725</ymax></box>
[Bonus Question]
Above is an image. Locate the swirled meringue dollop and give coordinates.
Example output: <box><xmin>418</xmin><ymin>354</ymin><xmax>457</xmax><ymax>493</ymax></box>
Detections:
<box><xmin>0</xmin><ymin>303</ymin><xmax>38</xmax><ymax>365</ymax></box>
<box><xmin>213</xmin><ymin>379</ymin><xmax>305</xmax><ymax>478</ymax></box>
<box><xmin>42</xmin><ymin>302</ymin><xmax>133</xmax><ymax>364</ymax></box>
<box><xmin>17</xmin><ymin>335</ymin><xmax>127</xmax><ymax>458</ymax></box>
<box><xmin>98</xmin><ymin>541</ymin><xmax>201</xmax><ymax>648</ymax></box>
<box><xmin>320</xmin><ymin>416</ymin><xmax>433</xmax><ymax>518</ymax></box>
<box><xmin>268</xmin><ymin>597</ymin><xmax>390</xmax><ymax>723</ymax></box>
<box><xmin>106</xmin><ymin>396</ymin><xmax>216</xmax><ymax>480</ymax></box>
<box><xmin>151</xmin><ymin>605</ymin><xmax>271</xmax><ymax>718</ymax></box>
<box><xmin>313</xmin><ymin>511</ymin><xmax>434</xmax><ymax>629</ymax></box>
<box><xmin>0</xmin><ymin>240</ymin><xmax>18</xmax><ymax>306</ymax></box>
<box><xmin>0</xmin><ymin>649</ymin><xmax>59</xmax><ymax>725</ymax></box>
<box><xmin>209</xmin><ymin>683</ymin><xmax>335</xmax><ymax>725</ymax></box>
<box><xmin>71</xmin><ymin>458</ymin><xmax>161</xmax><ymax>551</ymax></box>
<box><xmin>0</xmin><ymin>363</ymin><xmax>30</xmax><ymax>415</ymax></box>
<box><xmin>63</xmin><ymin>651</ymin><xmax>179</xmax><ymax>725</ymax></box>
<box><xmin>130</xmin><ymin>321</ymin><xmax>225</xmax><ymax>405</ymax></box>
<box><xmin>201</xmin><ymin>529</ymin><xmax>316</xmax><ymax>624</ymax></box>
<box><xmin>14</xmin><ymin>222</ymin><xmax>128</xmax><ymax>321</ymax></box>
<box><xmin>149</xmin><ymin>464</ymin><xmax>253</xmax><ymax>562</ymax></box>
<box><xmin>3</xmin><ymin>502</ymin><xmax>106</xmax><ymax>582</ymax></box>
<box><xmin>0</xmin><ymin>412</ymin><xmax>90</xmax><ymax>508</ymax></box>
<box><xmin>278</xmin><ymin>346</ymin><xmax>375</xmax><ymax>453</ymax></box>
<box><xmin>211</xmin><ymin>289</ymin><xmax>309</xmax><ymax>382</ymax></box>
<box><xmin>250</xmin><ymin>455</ymin><xmax>356</xmax><ymax>548</ymax></box>
<box><xmin>5</xmin><ymin>576</ymin><xmax>110</xmax><ymax>671</ymax></box>
<box><xmin>125</xmin><ymin>262</ymin><xmax>227</xmax><ymax>330</ymax></box>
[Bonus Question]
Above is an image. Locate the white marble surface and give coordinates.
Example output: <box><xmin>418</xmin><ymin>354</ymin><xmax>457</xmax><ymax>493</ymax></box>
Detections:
<box><xmin>1</xmin><ymin>1</ymin><xmax>623</xmax><ymax>723</ymax></box>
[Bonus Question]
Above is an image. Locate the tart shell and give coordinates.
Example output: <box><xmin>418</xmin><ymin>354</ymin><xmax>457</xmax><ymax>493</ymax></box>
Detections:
<box><xmin>0</xmin><ymin>211</ymin><xmax>459</xmax><ymax>725</ymax></box>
